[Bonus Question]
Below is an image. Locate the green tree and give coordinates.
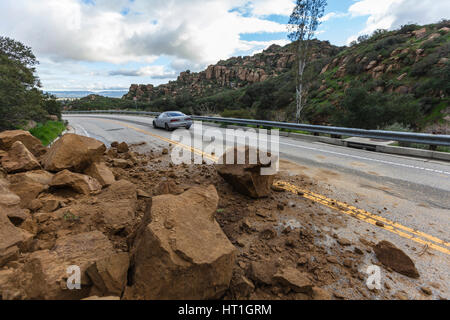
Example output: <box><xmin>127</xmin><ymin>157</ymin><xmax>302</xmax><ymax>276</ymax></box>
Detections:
<box><xmin>0</xmin><ymin>36</ymin><xmax>61</xmax><ymax>130</ymax></box>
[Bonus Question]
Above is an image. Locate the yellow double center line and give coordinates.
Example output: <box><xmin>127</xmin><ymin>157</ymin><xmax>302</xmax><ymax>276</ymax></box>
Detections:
<box><xmin>99</xmin><ymin>118</ymin><xmax>450</xmax><ymax>256</ymax></box>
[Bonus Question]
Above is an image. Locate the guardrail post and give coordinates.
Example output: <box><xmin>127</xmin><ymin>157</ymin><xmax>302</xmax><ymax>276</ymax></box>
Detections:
<box><xmin>429</xmin><ymin>145</ymin><xmax>437</xmax><ymax>151</ymax></box>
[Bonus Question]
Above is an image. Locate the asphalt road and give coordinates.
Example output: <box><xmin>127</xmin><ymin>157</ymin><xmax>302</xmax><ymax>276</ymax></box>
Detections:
<box><xmin>64</xmin><ymin>114</ymin><xmax>450</xmax><ymax>298</ymax></box>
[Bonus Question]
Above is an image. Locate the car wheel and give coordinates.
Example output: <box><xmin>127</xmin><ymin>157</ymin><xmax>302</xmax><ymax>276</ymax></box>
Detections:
<box><xmin>165</xmin><ymin>123</ymin><xmax>170</xmax><ymax>131</ymax></box>
<box><xmin>186</xmin><ymin>125</ymin><xmax>192</xmax><ymax>130</ymax></box>
<box><xmin>153</xmin><ymin>120</ymin><xmax>157</xmax><ymax>128</ymax></box>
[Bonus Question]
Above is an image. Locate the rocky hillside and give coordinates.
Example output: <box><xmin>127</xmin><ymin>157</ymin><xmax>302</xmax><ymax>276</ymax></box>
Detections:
<box><xmin>307</xmin><ymin>22</ymin><xmax>450</xmax><ymax>132</ymax></box>
<box><xmin>123</xmin><ymin>40</ymin><xmax>341</xmax><ymax>102</ymax></box>
<box><xmin>123</xmin><ymin>21</ymin><xmax>450</xmax><ymax>133</ymax></box>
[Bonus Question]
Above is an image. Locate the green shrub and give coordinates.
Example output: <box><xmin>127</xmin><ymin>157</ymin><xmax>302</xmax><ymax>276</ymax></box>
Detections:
<box><xmin>221</xmin><ymin>109</ymin><xmax>253</xmax><ymax>119</ymax></box>
<box><xmin>399</xmin><ymin>24</ymin><xmax>419</xmax><ymax>34</ymax></box>
<box><xmin>410</xmin><ymin>53</ymin><xmax>439</xmax><ymax>76</ymax></box>
<box><xmin>29</xmin><ymin>121</ymin><xmax>66</xmax><ymax>146</ymax></box>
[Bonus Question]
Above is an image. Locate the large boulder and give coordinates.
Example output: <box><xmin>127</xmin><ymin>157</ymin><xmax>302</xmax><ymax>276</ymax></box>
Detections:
<box><xmin>84</xmin><ymin>162</ymin><xmax>115</xmax><ymax>187</ymax></box>
<box><xmin>215</xmin><ymin>146</ymin><xmax>275</xmax><ymax>198</ymax></box>
<box><xmin>94</xmin><ymin>180</ymin><xmax>137</xmax><ymax>233</ymax></box>
<box><xmin>1</xmin><ymin>141</ymin><xmax>41</xmax><ymax>173</ymax></box>
<box><xmin>0</xmin><ymin>178</ymin><xmax>21</xmax><ymax>208</ymax></box>
<box><xmin>42</xmin><ymin>134</ymin><xmax>106</xmax><ymax>172</ymax></box>
<box><xmin>0</xmin><ymin>180</ymin><xmax>31</xmax><ymax>226</ymax></box>
<box><xmin>131</xmin><ymin>185</ymin><xmax>236</xmax><ymax>300</ymax></box>
<box><xmin>0</xmin><ymin>209</ymin><xmax>33</xmax><ymax>267</ymax></box>
<box><xmin>7</xmin><ymin>171</ymin><xmax>51</xmax><ymax>209</ymax></box>
<box><xmin>86</xmin><ymin>252</ymin><xmax>129</xmax><ymax>297</ymax></box>
<box><xmin>50</xmin><ymin>170</ymin><xmax>102</xmax><ymax>195</ymax></box>
<box><xmin>35</xmin><ymin>180</ymin><xmax>137</xmax><ymax>238</ymax></box>
<box><xmin>9</xmin><ymin>170</ymin><xmax>53</xmax><ymax>186</ymax></box>
<box><xmin>374</xmin><ymin>241</ymin><xmax>420</xmax><ymax>279</ymax></box>
<box><xmin>18</xmin><ymin>231</ymin><xmax>116</xmax><ymax>300</ymax></box>
<box><xmin>0</xmin><ymin>130</ymin><xmax>46</xmax><ymax>157</ymax></box>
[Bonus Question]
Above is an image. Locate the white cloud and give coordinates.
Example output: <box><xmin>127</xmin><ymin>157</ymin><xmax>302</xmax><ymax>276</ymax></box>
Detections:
<box><xmin>109</xmin><ymin>66</ymin><xmax>176</xmax><ymax>79</ymax></box>
<box><xmin>0</xmin><ymin>0</ymin><xmax>290</xmax><ymax>66</ymax></box>
<box><xmin>250</xmin><ymin>0</ymin><xmax>295</xmax><ymax>16</ymax></box>
<box><xmin>347</xmin><ymin>0</ymin><xmax>450</xmax><ymax>43</ymax></box>
<box><xmin>0</xmin><ymin>0</ymin><xmax>297</xmax><ymax>90</ymax></box>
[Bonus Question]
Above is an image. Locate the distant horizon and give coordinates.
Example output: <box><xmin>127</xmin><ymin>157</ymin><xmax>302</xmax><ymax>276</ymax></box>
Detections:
<box><xmin>46</xmin><ymin>90</ymin><xmax>129</xmax><ymax>99</ymax></box>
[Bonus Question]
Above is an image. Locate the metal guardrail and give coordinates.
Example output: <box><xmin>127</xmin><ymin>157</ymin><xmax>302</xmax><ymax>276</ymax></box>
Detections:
<box><xmin>63</xmin><ymin>110</ymin><xmax>450</xmax><ymax>147</ymax></box>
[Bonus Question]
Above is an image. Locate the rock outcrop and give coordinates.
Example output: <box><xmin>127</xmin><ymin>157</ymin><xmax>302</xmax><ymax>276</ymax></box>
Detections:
<box><xmin>123</xmin><ymin>41</ymin><xmax>338</xmax><ymax>102</ymax></box>
<box><xmin>131</xmin><ymin>185</ymin><xmax>236</xmax><ymax>300</ymax></box>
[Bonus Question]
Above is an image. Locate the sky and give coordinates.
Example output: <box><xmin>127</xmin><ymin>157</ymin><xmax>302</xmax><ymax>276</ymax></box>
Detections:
<box><xmin>0</xmin><ymin>0</ymin><xmax>449</xmax><ymax>92</ymax></box>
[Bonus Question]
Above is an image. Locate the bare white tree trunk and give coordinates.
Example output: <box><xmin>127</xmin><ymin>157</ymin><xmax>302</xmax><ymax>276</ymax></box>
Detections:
<box><xmin>296</xmin><ymin>58</ymin><xmax>306</xmax><ymax>123</ymax></box>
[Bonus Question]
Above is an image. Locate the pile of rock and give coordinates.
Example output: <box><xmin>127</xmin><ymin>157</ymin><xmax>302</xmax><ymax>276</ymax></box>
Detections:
<box><xmin>0</xmin><ymin>131</ymin><xmax>237</xmax><ymax>300</ymax></box>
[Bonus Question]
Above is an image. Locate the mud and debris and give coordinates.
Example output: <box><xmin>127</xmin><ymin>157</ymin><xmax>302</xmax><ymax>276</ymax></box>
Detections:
<box><xmin>0</xmin><ymin>130</ymin><xmax>447</xmax><ymax>300</ymax></box>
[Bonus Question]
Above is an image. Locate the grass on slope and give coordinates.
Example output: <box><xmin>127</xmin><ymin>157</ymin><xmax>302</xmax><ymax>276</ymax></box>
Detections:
<box><xmin>29</xmin><ymin>121</ymin><xmax>66</xmax><ymax>146</ymax></box>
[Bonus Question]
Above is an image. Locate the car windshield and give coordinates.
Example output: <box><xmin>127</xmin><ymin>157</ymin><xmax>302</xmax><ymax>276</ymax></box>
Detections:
<box><xmin>167</xmin><ymin>112</ymin><xmax>185</xmax><ymax>117</ymax></box>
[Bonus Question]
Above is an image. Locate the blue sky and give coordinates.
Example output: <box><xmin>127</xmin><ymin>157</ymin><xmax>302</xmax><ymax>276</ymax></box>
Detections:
<box><xmin>0</xmin><ymin>0</ymin><xmax>449</xmax><ymax>91</ymax></box>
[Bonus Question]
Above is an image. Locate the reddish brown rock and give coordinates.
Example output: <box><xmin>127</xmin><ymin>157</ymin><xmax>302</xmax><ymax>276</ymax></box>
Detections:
<box><xmin>18</xmin><ymin>231</ymin><xmax>116</xmax><ymax>300</ymax></box>
<box><xmin>43</xmin><ymin>134</ymin><xmax>106</xmax><ymax>172</ymax></box>
<box><xmin>116</xmin><ymin>142</ymin><xmax>129</xmax><ymax>153</ymax></box>
<box><xmin>248</xmin><ymin>261</ymin><xmax>277</xmax><ymax>285</ymax></box>
<box><xmin>84</xmin><ymin>162</ymin><xmax>115</xmax><ymax>187</ymax></box>
<box><xmin>273</xmin><ymin>267</ymin><xmax>313</xmax><ymax>294</ymax></box>
<box><xmin>312</xmin><ymin>287</ymin><xmax>333</xmax><ymax>300</ymax></box>
<box><xmin>86</xmin><ymin>252</ymin><xmax>129</xmax><ymax>297</ymax></box>
<box><xmin>0</xmin><ymin>210</ymin><xmax>33</xmax><ymax>267</ymax></box>
<box><xmin>7</xmin><ymin>172</ymin><xmax>49</xmax><ymax>209</ymax></box>
<box><xmin>0</xmin><ymin>178</ymin><xmax>21</xmax><ymax>208</ymax></box>
<box><xmin>374</xmin><ymin>241</ymin><xmax>420</xmax><ymax>278</ymax></box>
<box><xmin>155</xmin><ymin>180</ymin><xmax>183</xmax><ymax>196</ymax></box>
<box><xmin>0</xmin><ymin>130</ymin><xmax>46</xmax><ymax>157</ymax></box>
<box><xmin>215</xmin><ymin>146</ymin><xmax>276</xmax><ymax>198</ymax></box>
<box><xmin>413</xmin><ymin>27</ymin><xmax>427</xmax><ymax>39</ymax></box>
<box><xmin>131</xmin><ymin>185</ymin><xmax>236</xmax><ymax>300</ymax></box>
<box><xmin>50</xmin><ymin>170</ymin><xmax>102</xmax><ymax>195</ymax></box>
<box><xmin>112</xmin><ymin>159</ymin><xmax>131</xmax><ymax>168</ymax></box>
<box><xmin>95</xmin><ymin>180</ymin><xmax>137</xmax><ymax>233</ymax></box>
<box><xmin>229</xmin><ymin>274</ymin><xmax>255</xmax><ymax>299</ymax></box>
<box><xmin>1</xmin><ymin>141</ymin><xmax>41</xmax><ymax>173</ymax></box>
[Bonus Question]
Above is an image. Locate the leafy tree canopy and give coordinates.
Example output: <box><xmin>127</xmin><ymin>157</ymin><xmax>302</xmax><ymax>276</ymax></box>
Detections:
<box><xmin>0</xmin><ymin>36</ymin><xmax>61</xmax><ymax>131</ymax></box>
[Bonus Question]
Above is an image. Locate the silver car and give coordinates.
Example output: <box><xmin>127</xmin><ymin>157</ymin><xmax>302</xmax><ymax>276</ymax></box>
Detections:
<box><xmin>153</xmin><ymin>111</ymin><xmax>193</xmax><ymax>131</ymax></box>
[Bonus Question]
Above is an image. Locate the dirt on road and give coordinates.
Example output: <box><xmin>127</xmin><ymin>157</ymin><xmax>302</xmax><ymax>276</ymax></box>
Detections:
<box><xmin>0</xmin><ymin>131</ymin><xmax>447</xmax><ymax>300</ymax></box>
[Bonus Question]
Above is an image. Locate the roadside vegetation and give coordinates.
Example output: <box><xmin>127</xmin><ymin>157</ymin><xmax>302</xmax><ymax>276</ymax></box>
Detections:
<box><xmin>29</xmin><ymin>120</ymin><xmax>66</xmax><ymax>146</ymax></box>
<box><xmin>109</xmin><ymin>20</ymin><xmax>449</xmax><ymax>133</ymax></box>
<box><xmin>0</xmin><ymin>36</ymin><xmax>63</xmax><ymax>134</ymax></box>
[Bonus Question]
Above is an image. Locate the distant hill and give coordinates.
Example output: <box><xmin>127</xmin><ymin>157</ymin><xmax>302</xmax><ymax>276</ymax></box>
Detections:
<box><xmin>48</xmin><ymin>90</ymin><xmax>128</xmax><ymax>99</ymax></box>
<box><xmin>123</xmin><ymin>21</ymin><xmax>450</xmax><ymax>133</ymax></box>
